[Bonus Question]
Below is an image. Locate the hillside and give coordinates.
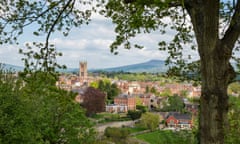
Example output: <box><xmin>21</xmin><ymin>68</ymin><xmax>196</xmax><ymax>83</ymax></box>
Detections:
<box><xmin>0</xmin><ymin>63</ymin><xmax>24</xmax><ymax>71</ymax></box>
<box><xmin>98</xmin><ymin>60</ymin><xmax>169</xmax><ymax>73</ymax></box>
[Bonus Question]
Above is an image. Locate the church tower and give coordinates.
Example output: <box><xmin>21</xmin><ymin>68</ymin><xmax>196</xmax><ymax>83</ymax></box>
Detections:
<box><xmin>79</xmin><ymin>61</ymin><xmax>88</xmax><ymax>83</ymax></box>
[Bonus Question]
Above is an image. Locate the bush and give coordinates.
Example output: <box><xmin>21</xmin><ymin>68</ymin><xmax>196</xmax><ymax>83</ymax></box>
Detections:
<box><xmin>104</xmin><ymin>127</ymin><xmax>130</xmax><ymax>139</ymax></box>
<box><xmin>127</xmin><ymin>110</ymin><xmax>142</xmax><ymax>120</ymax></box>
<box><xmin>140</xmin><ymin>112</ymin><xmax>159</xmax><ymax>131</ymax></box>
<box><xmin>136</xmin><ymin>105</ymin><xmax>147</xmax><ymax>113</ymax></box>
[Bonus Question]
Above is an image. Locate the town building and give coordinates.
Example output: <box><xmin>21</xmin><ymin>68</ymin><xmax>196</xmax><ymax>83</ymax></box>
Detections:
<box><xmin>106</xmin><ymin>94</ymin><xmax>136</xmax><ymax>113</ymax></box>
<box><xmin>166</xmin><ymin>113</ymin><xmax>192</xmax><ymax>129</ymax></box>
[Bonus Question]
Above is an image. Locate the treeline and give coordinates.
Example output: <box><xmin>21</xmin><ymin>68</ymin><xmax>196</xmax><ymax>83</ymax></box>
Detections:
<box><xmin>91</xmin><ymin>71</ymin><xmax>167</xmax><ymax>81</ymax></box>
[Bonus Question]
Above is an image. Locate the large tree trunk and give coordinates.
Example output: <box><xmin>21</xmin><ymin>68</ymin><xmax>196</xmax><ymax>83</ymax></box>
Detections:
<box><xmin>185</xmin><ymin>1</ymin><xmax>236</xmax><ymax>143</ymax></box>
<box><xmin>199</xmin><ymin>44</ymin><xmax>235</xmax><ymax>144</ymax></box>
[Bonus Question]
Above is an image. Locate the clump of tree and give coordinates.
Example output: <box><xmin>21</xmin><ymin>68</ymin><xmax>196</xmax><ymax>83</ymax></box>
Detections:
<box><xmin>81</xmin><ymin>87</ymin><xmax>106</xmax><ymax>116</ymax></box>
<box><xmin>90</xmin><ymin>79</ymin><xmax>120</xmax><ymax>104</ymax></box>
<box><xmin>127</xmin><ymin>104</ymin><xmax>148</xmax><ymax>120</ymax></box>
<box><xmin>140</xmin><ymin>112</ymin><xmax>159</xmax><ymax>131</ymax></box>
<box><xmin>161</xmin><ymin>95</ymin><xmax>185</xmax><ymax>112</ymax></box>
<box><xmin>159</xmin><ymin>88</ymin><xmax>172</xmax><ymax>97</ymax></box>
<box><xmin>127</xmin><ymin>110</ymin><xmax>142</xmax><ymax>120</ymax></box>
<box><xmin>136</xmin><ymin>105</ymin><xmax>148</xmax><ymax>113</ymax></box>
<box><xmin>0</xmin><ymin>69</ymin><xmax>96</xmax><ymax>143</ymax></box>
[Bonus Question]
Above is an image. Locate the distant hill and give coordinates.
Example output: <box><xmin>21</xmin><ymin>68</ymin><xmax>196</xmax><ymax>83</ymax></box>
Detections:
<box><xmin>96</xmin><ymin>59</ymin><xmax>169</xmax><ymax>73</ymax></box>
<box><xmin>0</xmin><ymin>63</ymin><xmax>24</xmax><ymax>71</ymax></box>
<box><xmin>2</xmin><ymin>60</ymin><xmax>240</xmax><ymax>81</ymax></box>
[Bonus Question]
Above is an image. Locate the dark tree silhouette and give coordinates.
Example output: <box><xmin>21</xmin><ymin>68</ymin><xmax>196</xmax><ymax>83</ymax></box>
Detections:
<box><xmin>81</xmin><ymin>87</ymin><xmax>106</xmax><ymax>116</ymax></box>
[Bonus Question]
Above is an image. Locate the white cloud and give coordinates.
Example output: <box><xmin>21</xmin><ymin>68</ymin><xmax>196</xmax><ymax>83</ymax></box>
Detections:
<box><xmin>0</xmin><ymin>7</ymin><xmax>202</xmax><ymax>69</ymax></box>
<box><xmin>0</xmin><ymin>44</ymin><xmax>23</xmax><ymax>66</ymax></box>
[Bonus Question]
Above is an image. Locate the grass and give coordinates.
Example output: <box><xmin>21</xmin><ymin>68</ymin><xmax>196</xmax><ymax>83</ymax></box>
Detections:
<box><xmin>125</xmin><ymin>127</ymin><xmax>147</xmax><ymax>133</ymax></box>
<box><xmin>135</xmin><ymin>130</ymin><xmax>196</xmax><ymax>144</ymax></box>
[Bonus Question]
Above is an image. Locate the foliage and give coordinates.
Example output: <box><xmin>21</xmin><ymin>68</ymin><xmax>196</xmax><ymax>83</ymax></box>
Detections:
<box><xmin>127</xmin><ymin>110</ymin><xmax>142</xmax><ymax>120</ymax></box>
<box><xmin>126</xmin><ymin>126</ymin><xmax>147</xmax><ymax>134</ymax></box>
<box><xmin>228</xmin><ymin>82</ymin><xmax>240</xmax><ymax>95</ymax></box>
<box><xmin>104</xmin><ymin>127</ymin><xmax>130</xmax><ymax>141</ymax></box>
<box><xmin>0</xmin><ymin>68</ymin><xmax>32</xmax><ymax>143</ymax></box>
<box><xmin>140</xmin><ymin>112</ymin><xmax>159</xmax><ymax>131</ymax></box>
<box><xmin>107</xmin><ymin>72</ymin><xmax>166</xmax><ymax>81</ymax></box>
<box><xmin>145</xmin><ymin>85</ymin><xmax>150</xmax><ymax>93</ymax></box>
<box><xmin>100</xmin><ymin>1</ymin><xmax>240</xmax><ymax>142</ymax></box>
<box><xmin>136</xmin><ymin>105</ymin><xmax>147</xmax><ymax>113</ymax></box>
<box><xmin>91</xmin><ymin>113</ymin><xmax>130</xmax><ymax>123</ymax></box>
<box><xmin>90</xmin><ymin>79</ymin><xmax>120</xmax><ymax>104</ymax></box>
<box><xmin>161</xmin><ymin>95</ymin><xmax>184</xmax><ymax>112</ymax></box>
<box><xmin>81</xmin><ymin>87</ymin><xmax>106</xmax><ymax>116</ymax></box>
<box><xmin>135</xmin><ymin>96</ymin><xmax>143</xmax><ymax>106</ymax></box>
<box><xmin>0</xmin><ymin>68</ymin><xmax>96</xmax><ymax>143</ymax></box>
<box><xmin>180</xmin><ymin>90</ymin><xmax>189</xmax><ymax>97</ymax></box>
<box><xmin>150</xmin><ymin>86</ymin><xmax>157</xmax><ymax>95</ymax></box>
<box><xmin>225</xmin><ymin>96</ymin><xmax>240</xmax><ymax>143</ymax></box>
<box><xmin>160</xmin><ymin>88</ymin><xmax>172</xmax><ymax>97</ymax></box>
<box><xmin>0</xmin><ymin>0</ymin><xmax>95</xmax><ymax>73</ymax></box>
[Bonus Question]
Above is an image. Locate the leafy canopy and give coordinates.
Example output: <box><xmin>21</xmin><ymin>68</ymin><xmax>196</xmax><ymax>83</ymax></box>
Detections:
<box><xmin>99</xmin><ymin>0</ymin><xmax>240</xmax><ymax>78</ymax></box>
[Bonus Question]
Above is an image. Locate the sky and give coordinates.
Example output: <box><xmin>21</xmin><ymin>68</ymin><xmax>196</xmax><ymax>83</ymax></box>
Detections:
<box><xmin>0</xmin><ymin>10</ymin><xmax>199</xmax><ymax>69</ymax></box>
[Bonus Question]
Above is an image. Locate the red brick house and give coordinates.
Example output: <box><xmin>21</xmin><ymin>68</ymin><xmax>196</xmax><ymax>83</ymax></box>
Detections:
<box><xmin>105</xmin><ymin>104</ymin><xmax>128</xmax><ymax>113</ymax></box>
<box><xmin>114</xmin><ymin>94</ymin><xmax>136</xmax><ymax>111</ymax></box>
<box><xmin>166</xmin><ymin>113</ymin><xmax>192</xmax><ymax>129</ymax></box>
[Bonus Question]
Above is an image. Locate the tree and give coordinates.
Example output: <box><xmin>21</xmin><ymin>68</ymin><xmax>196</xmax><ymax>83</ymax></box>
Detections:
<box><xmin>145</xmin><ymin>85</ymin><xmax>150</xmax><ymax>93</ymax></box>
<box><xmin>1</xmin><ymin>0</ymin><xmax>240</xmax><ymax>143</ymax></box>
<box><xmin>21</xmin><ymin>72</ymin><xmax>96</xmax><ymax>144</ymax></box>
<box><xmin>150</xmin><ymin>86</ymin><xmax>157</xmax><ymax>94</ymax></box>
<box><xmin>81</xmin><ymin>87</ymin><xmax>106</xmax><ymax>116</ymax></box>
<box><xmin>92</xmin><ymin>79</ymin><xmax>120</xmax><ymax>104</ymax></box>
<box><xmin>180</xmin><ymin>90</ymin><xmax>189</xmax><ymax>98</ymax></box>
<box><xmin>160</xmin><ymin>88</ymin><xmax>172</xmax><ymax>97</ymax></box>
<box><xmin>162</xmin><ymin>95</ymin><xmax>185</xmax><ymax>112</ymax></box>
<box><xmin>104</xmin><ymin>127</ymin><xmax>130</xmax><ymax>143</ymax></box>
<box><xmin>127</xmin><ymin>110</ymin><xmax>142</xmax><ymax>120</ymax></box>
<box><xmin>140</xmin><ymin>112</ymin><xmax>159</xmax><ymax>131</ymax></box>
<box><xmin>226</xmin><ymin>96</ymin><xmax>240</xmax><ymax>143</ymax></box>
<box><xmin>101</xmin><ymin>1</ymin><xmax>240</xmax><ymax>143</ymax></box>
<box><xmin>0</xmin><ymin>67</ymin><xmax>33</xmax><ymax>143</ymax></box>
<box><xmin>0</xmin><ymin>69</ymin><xmax>96</xmax><ymax>143</ymax></box>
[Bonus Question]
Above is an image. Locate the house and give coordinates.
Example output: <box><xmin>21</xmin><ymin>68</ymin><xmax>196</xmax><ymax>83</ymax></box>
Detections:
<box><xmin>166</xmin><ymin>113</ymin><xmax>192</xmax><ymax>129</ymax></box>
<box><xmin>184</xmin><ymin>102</ymin><xmax>199</xmax><ymax>115</ymax></box>
<box><xmin>128</xmin><ymin>82</ymin><xmax>141</xmax><ymax>94</ymax></box>
<box><xmin>113</xmin><ymin>94</ymin><xmax>136</xmax><ymax>111</ymax></box>
<box><xmin>137</xmin><ymin>93</ymin><xmax>155</xmax><ymax>107</ymax></box>
<box><xmin>105</xmin><ymin>104</ymin><xmax>128</xmax><ymax>113</ymax></box>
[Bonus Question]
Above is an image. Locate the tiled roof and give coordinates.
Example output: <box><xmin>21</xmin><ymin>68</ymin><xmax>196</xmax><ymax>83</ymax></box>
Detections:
<box><xmin>172</xmin><ymin>113</ymin><xmax>191</xmax><ymax>120</ymax></box>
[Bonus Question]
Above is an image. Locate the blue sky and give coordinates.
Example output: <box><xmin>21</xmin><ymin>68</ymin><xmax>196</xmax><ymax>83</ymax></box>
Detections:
<box><xmin>0</xmin><ymin>10</ymin><xmax>199</xmax><ymax>69</ymax></box>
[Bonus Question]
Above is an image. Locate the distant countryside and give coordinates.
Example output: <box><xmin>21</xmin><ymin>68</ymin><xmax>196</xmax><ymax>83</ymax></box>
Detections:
<box><xmin>2</xmin><ymin>61</ymin><xmax>236</xmax><ymax>144</ymax></box>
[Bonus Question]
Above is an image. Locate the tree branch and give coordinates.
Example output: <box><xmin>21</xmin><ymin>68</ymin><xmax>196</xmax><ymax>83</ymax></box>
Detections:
<box><xmin>221</xmin><ymin>0</ymin><xmax>240</xmax><ymax>49</ymax></box>
<box><xmin>44</xmin><ymin>0</ymin><xmax>74</xmax><ymax>70</ymax></box>
<box><xmin>123</xmin><ymin>0</ymin><xmax>181</xmax><ymax>7</ymax></box>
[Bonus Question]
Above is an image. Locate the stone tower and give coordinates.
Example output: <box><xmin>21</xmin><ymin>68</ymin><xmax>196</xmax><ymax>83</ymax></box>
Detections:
<box><xmin>79</xmin><ymin>61</ymin><xmax>88</xmax><ymax>83</ymax></box>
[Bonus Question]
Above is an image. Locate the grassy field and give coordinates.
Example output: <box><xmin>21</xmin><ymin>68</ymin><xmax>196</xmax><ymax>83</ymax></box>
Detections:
<box><xmin>135</xmin><ymin>130</ymin><xmax>197</xmax><ymax>144</ymax></box>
